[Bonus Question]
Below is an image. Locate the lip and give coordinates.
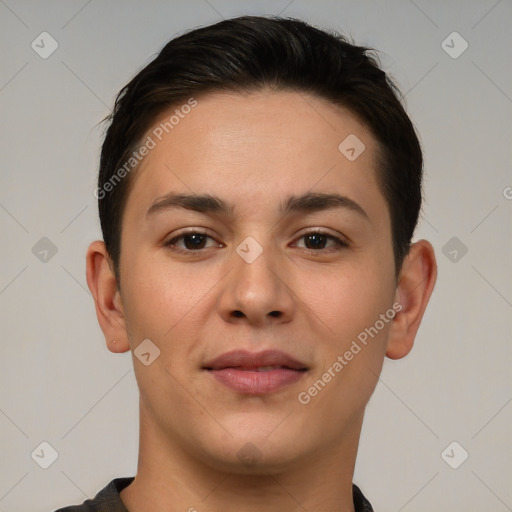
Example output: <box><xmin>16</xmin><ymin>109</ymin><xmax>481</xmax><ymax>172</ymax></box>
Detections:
<box><xmin>203</xmin><ymin>349</ymin><xmax>308</xmax><ymax>395</ymax></box>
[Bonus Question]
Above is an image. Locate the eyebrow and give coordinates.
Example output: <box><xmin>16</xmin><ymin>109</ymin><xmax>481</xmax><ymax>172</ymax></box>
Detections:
<box><xmin>146</xmin><ymin>191</ymin><xmax>369</xmax><ymax>220</ymax></box>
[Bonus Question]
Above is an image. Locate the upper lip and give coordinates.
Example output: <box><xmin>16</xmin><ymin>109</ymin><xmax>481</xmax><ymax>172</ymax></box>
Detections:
<box><xmin>203</xmin><ymin>350</ymin><xmax>308</xmax><ymax>371</ymax></box>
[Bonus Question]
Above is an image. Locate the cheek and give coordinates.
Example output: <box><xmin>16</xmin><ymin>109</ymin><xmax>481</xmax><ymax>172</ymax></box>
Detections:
<box><xmin>120</xmin><ymin>254</ymin><xmax>209</xmax><ymax>411</ymax></box>
<box><xmin>300</xmin><ymin>260</ymin><xmax>394</xmax><ymax>347</ymax></box>
<box><xmin>298</xmin><ymin>266</ymin><xmax>394</xmax><ymax>426</ymax></box>
<box><xmin>120</xmin><ymin>250</ymin><xmax>202</xmax><ymax>343</ymax></box>
<box><xmin>318</xmin><ymin>265</ymin><xmax>394</xmax><ymax>389</ymax></box>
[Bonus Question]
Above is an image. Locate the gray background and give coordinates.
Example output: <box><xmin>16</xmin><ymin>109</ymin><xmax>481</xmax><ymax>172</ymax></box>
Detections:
<box><xmin>1</xmin><ymin>1</ymin><xmax>511</xmax><ymax>511</ymax></box>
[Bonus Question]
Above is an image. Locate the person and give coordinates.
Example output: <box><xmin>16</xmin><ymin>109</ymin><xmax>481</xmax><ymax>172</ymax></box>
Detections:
<box><xmin>55</xmin><ymin>14</ymin><xmax>436</xmax><ymax>512</ymax></box>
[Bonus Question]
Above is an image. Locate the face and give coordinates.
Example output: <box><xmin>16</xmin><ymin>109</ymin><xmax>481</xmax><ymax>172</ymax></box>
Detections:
<box><xmin>116</xmin><ymin>90</ymin><xmax>398</xmax><ymax>473</ymax></box>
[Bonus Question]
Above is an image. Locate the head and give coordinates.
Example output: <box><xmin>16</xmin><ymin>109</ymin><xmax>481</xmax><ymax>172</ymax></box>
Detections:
<box><xmin>96</xmin><ymin>15</ymin><xmax>423</xmax><ymax>283</ymax></box>
<box><xmin>87</xmin><ymin>16</ymin><xmax>436</xmax><ymax>476</ymax></box>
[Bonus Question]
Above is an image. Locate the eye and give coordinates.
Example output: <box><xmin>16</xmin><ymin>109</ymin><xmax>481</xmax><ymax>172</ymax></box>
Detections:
<box><xmin>164</xmin><ymin>229</ymin><xmax>348</xmax><ymax>255</ymax></box>
<box><xmin>293</xmin><ymin>230</ymin><xmax>348</xmax><ymax>252</ymax></box>
<box><xmin>164</xmin><ymin>230</ymin><xmax>222</xmax><ymax>253</ymax></box>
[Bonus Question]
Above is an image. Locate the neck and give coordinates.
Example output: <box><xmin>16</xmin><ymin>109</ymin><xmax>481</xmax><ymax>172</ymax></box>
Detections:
<box><xmin>120</xmin><ymin>397</ymin><xmax>363</xmax><ymax>512</ymax></box>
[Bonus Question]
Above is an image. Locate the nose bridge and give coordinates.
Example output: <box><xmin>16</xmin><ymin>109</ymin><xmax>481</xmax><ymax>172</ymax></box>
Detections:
<box><xmin>218</xmin><ymin>234</ymin><xmax>294</xmax><ymax>324</ymax></box>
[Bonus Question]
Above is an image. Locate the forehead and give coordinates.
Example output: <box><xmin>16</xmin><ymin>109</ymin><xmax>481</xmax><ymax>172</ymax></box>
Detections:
<box><xmin>122</xmin><ymin>90</ymin><xmax>388</xmax><ymax>228</ymax></box>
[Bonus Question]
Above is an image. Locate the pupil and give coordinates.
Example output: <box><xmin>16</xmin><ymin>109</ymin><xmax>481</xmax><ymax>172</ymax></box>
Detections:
<box><xmin>185</xmin><ymin>234</ymin><xmax>205</xmax><ymax>250</ymax></box>
<box><xmin>306</xmin><ymin>234</ymin><xmax>326</xmax><ymax>249</ymax></box>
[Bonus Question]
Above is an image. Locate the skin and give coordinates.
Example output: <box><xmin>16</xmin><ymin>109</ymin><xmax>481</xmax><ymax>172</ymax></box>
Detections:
<box><xmin>86</xmin><ymin>90</ymin><xmax>436</xmax><ymax>512</ymax></box>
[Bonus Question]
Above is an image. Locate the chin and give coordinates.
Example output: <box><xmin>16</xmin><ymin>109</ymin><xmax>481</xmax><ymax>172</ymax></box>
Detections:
<box><xmin>205</xmin><ymin>445</ymin><xmax>303</xmax><ymax>476</ymax></box>
<box><xmin>195</xmin><ymin>422</ymin><xmax>311</xmax><ymax>475</ymax></box>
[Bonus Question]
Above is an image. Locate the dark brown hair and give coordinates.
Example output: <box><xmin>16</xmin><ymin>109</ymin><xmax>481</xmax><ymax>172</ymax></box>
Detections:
<box><xmin>97</xmin><ymin>15</ymin><xmax>423</xmax><ymax>283</ymax></box>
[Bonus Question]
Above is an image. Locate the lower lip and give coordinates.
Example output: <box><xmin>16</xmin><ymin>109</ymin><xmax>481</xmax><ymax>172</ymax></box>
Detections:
<box><xmin>207</xmin><ymin>368</ymin><xmax>306</xmax><ymax>394</ymax></box>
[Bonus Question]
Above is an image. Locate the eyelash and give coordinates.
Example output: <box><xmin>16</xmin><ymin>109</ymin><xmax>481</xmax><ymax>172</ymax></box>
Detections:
<box><xmin>164</xmin><ymin>229</ymin><xmax>348</xmax><ymax>255</ymax></box>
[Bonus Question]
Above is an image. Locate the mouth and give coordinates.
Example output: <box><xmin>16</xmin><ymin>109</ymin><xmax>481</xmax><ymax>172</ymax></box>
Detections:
<box><xmin>203</xmin><ymin>350</ymin><xmax>308</xmax><ymax>395</ymax></box>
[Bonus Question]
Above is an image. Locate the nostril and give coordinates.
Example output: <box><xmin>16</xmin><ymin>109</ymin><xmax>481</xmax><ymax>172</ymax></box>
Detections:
<box><xmin>231</xmin><ymin>310</ymin><xmax>281</xmax><ymax>318</ymax></box>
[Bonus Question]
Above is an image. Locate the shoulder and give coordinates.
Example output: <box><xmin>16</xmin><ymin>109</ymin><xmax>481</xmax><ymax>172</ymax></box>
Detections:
<box><xmin>53</xmin><ymin>477</ymin><xmax>134</xmax><ymax>512</ymax></box>
<box><xmin>353</xmin><ymin>483</ymin><xmax>374</xmax><ymax>512</ymax></box>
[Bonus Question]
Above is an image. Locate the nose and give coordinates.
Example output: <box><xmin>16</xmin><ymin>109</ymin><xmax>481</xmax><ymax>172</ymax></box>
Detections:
<box><xmin>217</xmin><ymin>240</ymin><xmax>296</xmax><ymax>327</ymax></box>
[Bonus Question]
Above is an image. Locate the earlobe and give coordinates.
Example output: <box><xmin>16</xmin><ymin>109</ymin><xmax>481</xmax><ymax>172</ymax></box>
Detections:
<box><xmin>85</xmin><ymin>240</ymin><xmax>131</xmax><ymax>354</ymax></box>
<box><xmin>385</xmin><ymin>240</ymin><xmax>437</xmax><ymax>360</ymax></box>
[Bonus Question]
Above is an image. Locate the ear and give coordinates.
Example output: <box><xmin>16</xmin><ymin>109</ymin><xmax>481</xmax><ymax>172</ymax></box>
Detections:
<box><xmin>386</xmin><ymin>239</ymin><xmax>437</xmax><ymax>360</ymax></box>
<box><xmin>86</xmin><ymin>240</ymin><xmax>130</xmax><ymax>353</ymax></box>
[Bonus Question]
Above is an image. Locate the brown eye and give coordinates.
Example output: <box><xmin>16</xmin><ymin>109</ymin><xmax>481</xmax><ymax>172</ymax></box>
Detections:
<box><xmin>180</xmin><ymin>233</ymin><xmax>208</xmax><ymax>250</ymax></box>
<box><xmin>165</xmin><ymin>231</ymin><xmax>221</xmax><ymax>253</ymax></box>
<box><xmin>304</xmin><ymin>233</ymin><xmax>328</xmax><ymax>250</ymax></box>
<box><xmin>294</xmin><ymin>231</ymin><xmax>347</xmax><ymax>252</ymax></box>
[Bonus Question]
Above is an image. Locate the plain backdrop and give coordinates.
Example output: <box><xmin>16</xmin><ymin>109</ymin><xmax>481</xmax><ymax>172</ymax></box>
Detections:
<box><xmin>1</xmin><ymin>1</ymin><xmax>511</xmax><ymax>511</ymax></box>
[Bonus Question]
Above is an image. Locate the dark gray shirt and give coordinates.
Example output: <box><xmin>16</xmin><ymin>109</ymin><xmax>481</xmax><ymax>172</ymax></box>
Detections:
<box><xmin>54</xmin><ymin>477</ymin><xmax>374</xmax><ymax>511</ymax></box>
